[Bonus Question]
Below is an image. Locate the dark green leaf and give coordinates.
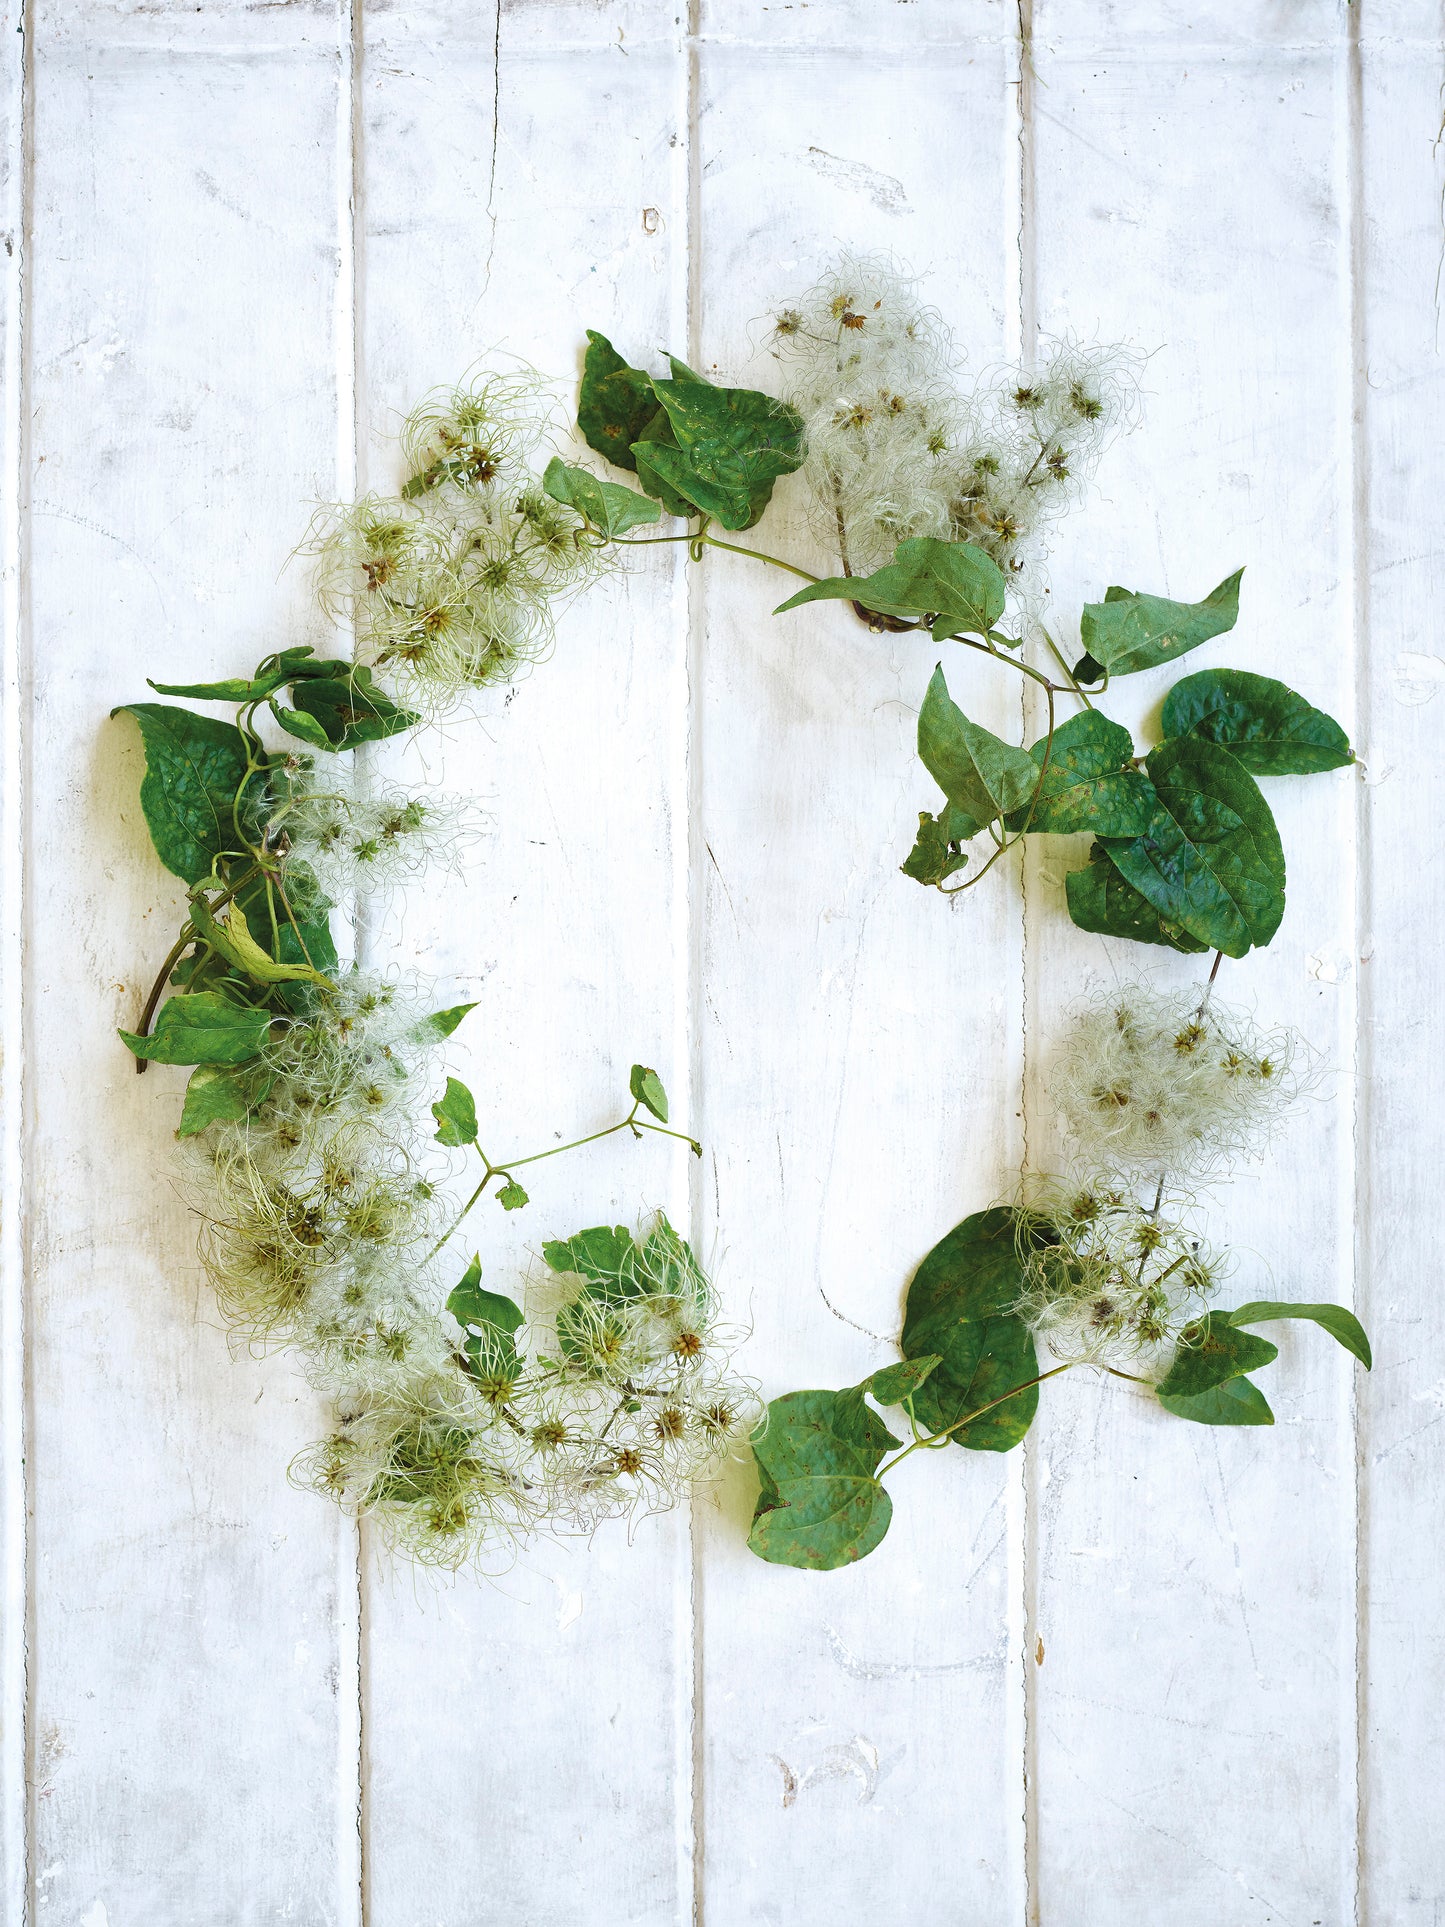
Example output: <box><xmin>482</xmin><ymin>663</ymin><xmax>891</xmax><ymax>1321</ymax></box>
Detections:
<box><xmin>1064</xmin><ymin>844</ymin><xmax>1210</xmax><ymax>952</ymax></box>
<box><xmin>631</xmin><ymin>408</ymin><xmax>708</xmax><ymax>519</ymax></box>
<box><xmin>496</xmin><ymin>1179</ymin><xmax>529</xmax><ymax>1211</ymax></box>
<box><xmin>1157</xmin><ymin>1374</ymin><xmax>1275</xmax><ymax>1426</ymax></box>
<box><xmin>1156</xmin><ymin>1310</ymin><xmax>1279</xmax><ymax>1397</ymax></box>
<box><xmin>175</xmin><ymin>1061</ymin><xmax>274</xmax><ymax>1138</ymax></box>
<box><xmin>866</xmin><ymin>1355</ymin><xmax>942</xmax><ymax>1405</ymax></box>
<box><xmin>1004</xmin><ymin>710</ymin><xmax>1156</xmax><ymax>836</ymax></box>
<box><xmin>776</xmin><ymin>537</ymin><xmax>1006</xmax><ymax>635</ymax></box>
<box><xmin>542</xmin><ymin>456</ymin><xmax>661</xmax><ymax>536</ymax></box>
<box><xmin>918</xmin><ymin>664</ymin><xmax>1038</xmax><ymax>825</ymax></box>
<box><xmin>577</xmin><ymin>330</ymin><xmax>659</xmax><ymax>472</ymax></box>
<box><xmin>629</xmin><ymin>1063</ymin><xmax>669</xmax><ymax>1123</ymax></box>
<box><xmin>112</xmin><ymin>703</ymin><xmax>252</xmax><ymax>885</ymax></box>
<box><xmin>752</xmin><ymin>1386</ymin><xmax>901</xmax><ymax>1485</ymax></box>
<box><xmin>432</xmin><ymin>1076</ymin><xmax>478</xmax><ymax>1148</ymax></box>
<box><xmin>285</xmin><ymin>666</ymin><xmax>418</xmax><ymax>751</ymax></box>
<box><xmin>901</xmin><ymin>809</ymin><xmax>970</xmax><ymax>886</ymax></box>
<box><xmin>1228</xmin><ymin>1300</ymin><xmax>1371</xmax><ymax>1369</ymax></box>
<box><xmin>641</xmin><ymin>366</ymin><xmax>805</xmax><ymax>531</ymax></box>
<box><xmin>1073</xmin><ymin>650</ymin><xmax>1106</xmax><ymax>685</ymax></box>
<box><xmin>748</xmin><ymin>1474</ymin><xmax>893</xmax><ymax>1569</ymax></box>
<box><xmin>119</xmin><ymin>991</ymin><xmax>271</xmax><ymax>1066</ymax></box>
<box><xmin>900</xmin><ymin>1207</ymin><xmax>1043</xmax><ymax>1451</ymax></box>
<box><xmin>1160</xmin><ymin>668</ymin><xmax>1354</xmax><ymax>775</ymax></box>
<box><xmin>1079</xmin><ymin>568</ymin><xmax>1243</xmax><ymax>677</ymax></box>
<box><xmin>1099</xmin><ymin>737</ymin><xmax>1286</xmax><ymax>958</ymax></box>
<box><xmin>413</xmin><ymin>1002</ymin><xmax>478</xmax><ymax>1042</ymax></box>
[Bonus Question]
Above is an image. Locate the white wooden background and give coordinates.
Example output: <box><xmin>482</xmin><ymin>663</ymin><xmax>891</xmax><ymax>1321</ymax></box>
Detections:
<box><xmin>0</xmin><ymin>1</ymin><xmax>1441</xmax><ymax>1921</ymax></box>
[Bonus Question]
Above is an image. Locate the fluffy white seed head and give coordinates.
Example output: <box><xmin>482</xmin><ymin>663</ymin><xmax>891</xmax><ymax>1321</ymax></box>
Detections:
<box><xmin>1014</xmin><ymin>1179</ymin><xmax>1223</xmax><ymax>1369</ymax></box>
<box><xmin>770</xmin><ymin>255</ymin><xmax>1143</xmax><ymax>624</ymax></box>
<box><xmin>1049</xmin><ymin>981</ymin><xmax>1310</xmax><ymax>1183</ymax></box>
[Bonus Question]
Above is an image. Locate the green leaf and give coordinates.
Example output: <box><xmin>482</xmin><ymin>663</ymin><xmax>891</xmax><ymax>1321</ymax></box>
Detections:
<box><xmin>749</xmin><ymin>1387</ymin><xmax>899</xmax><ymax>1570</ymax></box>
<box><xmin>629</xmin><ymin>1063</ymin><xmax>669</xmax><ymax>1123</ymax></box>
<box><xmin>189</xmin><ymin>897</ymin><xmax>332</xmax><ymax>988</ymax></box>
<box><xmin>748</xmin><ymin>1474</ymin><xmax>893</xmax><ymax>1570</ymax></box>
<box><xmin>1079</xmin><ymin>568</ymin><xmax>1243</xmax><ymax>677</ymax></box>
<box><xmin>776</xmin><ymin>537</ymin><xmax>1006</xmax><ymax>635</ymax></box>
<box><xmin>901</xmin><ymin>809</ymin><xmax>972</xmax><ymax>886</ymax></box>
<box><xmin>1098</xmin><ymin>737</ymin><xmax>1286</xmax><ymax>958</ymax></box>
<box><xmin>496</xmin><ymin>1179</ymin><xmax>529</xmax><ymax>1211</ymax></box>
<box><xmin>542</xmin><ymin>456</ymin><xmax>662</xmax><ymax>537</ymax></box>
<box><xmin>752</xmin><ymin>1387</ymin><xmax>900</xmax><ymax>1485</ymax></box>
<box><xmin>446</xmin><ymin>1254</ymin><xmax>524</xmax><ymax>1378</ymax></box>
<box><xmin>630</xmin><ymin>408</ymin><xmax>709</xmax><ymax>519</ymax></box>
<box><xmin>577</xmin><ymin>330</ymin><xmax>659</xmax><ymax>472</ymax></box>
<box><xmin>1064</xmin><ymin>844</ymin><xmax>1210</xmax><ymax>953</ymax></box>
<box><xmin>1155</xmin><ymin>1310</ymin><xmax>1279</xmax><ymax>1397</ymax></box>
<box><xmin>640</xmin><ymin>366</ymin><xmax>805</xmax><ymax>531</ymax></box>
<box><xmin>446</xmin><ymin>1254</ymin><xmax>524</xmax><ymax>1339</ymax></box>
<box><xmin>918</xmin><ymin>664</ymin><xmax>1039</xmax><ymax>826</ymax></box>
<box><xmin>543</xmin><ymin>1224</ymin><xmax>643</xmax><ymax>1294</ymax></box>
<box><xmin>1158</xmin><ymin>1374</ymin><xmax>1275</xmax><ymax>1426</ymax></box>
<box><xmin>1160</xmin><ymin>668</ymin><xmax>1354</xmax><ymax>775</ymax></box>
<box><xmin>413</xmin><ymin>1002</ymin><xmax>478</xmax><ymax>1042</ymax></box>
<box><xmin>175</xmin><ymin>1061</ymin><xmax>275</xmax><ymax>1138</ymax></box>
<box><xmin>900</xmin><ymin>1207</ymin><xmax>1042</xmax><ymax>1452</ymax></box>
<box><xmin>112</xmin><ymin>703</ymin><xmax>252</xmax><ymax>885</ymax></box>
<box><xmin>1004</xmin><ymin>711</ymin><xmax>1156</xmax><ymax>836</ymax></box>
<box><xmin>283</xmin><ymin>665</ymin><xmax>418</xmax><ymax>751</ymax></box>
<box><xmin>901</xmin><ymin>809</ymin><xmax>971</xmax><ymax>886</ymax></box>
<box><xmin>269</xmin><ymin>702</ymin><xmax>333</xmax><ymax>750</ymax></box>
<box><xmin>148</xmin><ymin>647</ymin><xmax>334</xmax><ymax>704</ymax></box>
<box><xmin>432</xmin><ymin>1076</ymin><xmax>478</xmax><ymax>1148</ymax></box>
<box><xmin>119</xmin><ymin>991</ymin><xmax>271</xmax><ymax>1066</ymax></box>
<box><xmin>866</xmin><ymin>1355</ymin><xmax>942</xmax><ymax>1405</ymax></box>
<box><xmin>1228</xmin><ymin>1300</ymin><xmax>1371</xmax><ymax>1369</ymax></box>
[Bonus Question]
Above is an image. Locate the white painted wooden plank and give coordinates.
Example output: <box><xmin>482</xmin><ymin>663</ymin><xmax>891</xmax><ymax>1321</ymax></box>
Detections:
<box><xmin>1024</xmin><ymin>21</ymin><xmax>1361</xmax><ymax>1923</ymax></box>
<box><xmin>355</xmin><ymin>10</ymin><xmax>700</xmax><ymax>1923</ymax></box>
<box><xmin>690</xmin><ymin>34</ymin><xmax>1030</xmax><ymax>1923</ymax></box>
<box><xmin>25</xmin><ymin>13</ymin><xmax>358</xmax><ymax>1921</ymax></box>
<box><xmin>1356</xmin><ymin>20</ymin><xmax>1445</xmax><ymax>1920</ymax></box>
<box><xmin>0</xmin><ymin>1</ymin><xmax>26</xmax><ymax>1921</ymax></box>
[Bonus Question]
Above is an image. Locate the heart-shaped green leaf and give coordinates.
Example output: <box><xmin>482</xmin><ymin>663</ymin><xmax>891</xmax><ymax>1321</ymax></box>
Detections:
<box><xmin>283</xmin><ymin>665</ymin><xmax>417</xmax><ymax>751</ymax></box>
<box><xmin>1099</xmin><ymin>737</ymin><xmax>1285</xmax><ymax>957</ymax></box>
<box><xmin>1079</xmin><ymin>568</ymin><xmax>1243</xmax><ymax>677</ymax></box>
<box><xmin>1160</xmin><ymin>668</ymin><xmax>1354</xmax><ymax>775</ymax></box>
<box><xmin>1155</xmin><ymin>1310</ymin><xmax>1279</xmax><ymax>1397</ymax></box>
<box><xmin>640</xmin><ymin>365</ymin><xmax>805</xmax><ymax>531</ymax></box>
<box><xmin>776</xmin><ymin>537</ymin><xmax>1006</xmax><ymax>635</ymax></box>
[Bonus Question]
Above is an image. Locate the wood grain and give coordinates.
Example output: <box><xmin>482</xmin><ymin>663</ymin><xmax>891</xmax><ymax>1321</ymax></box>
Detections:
<box><xmin>6</xmin><ymin>3</ymin><xmax>1441</xmax><ymax>1923</ymax></box>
